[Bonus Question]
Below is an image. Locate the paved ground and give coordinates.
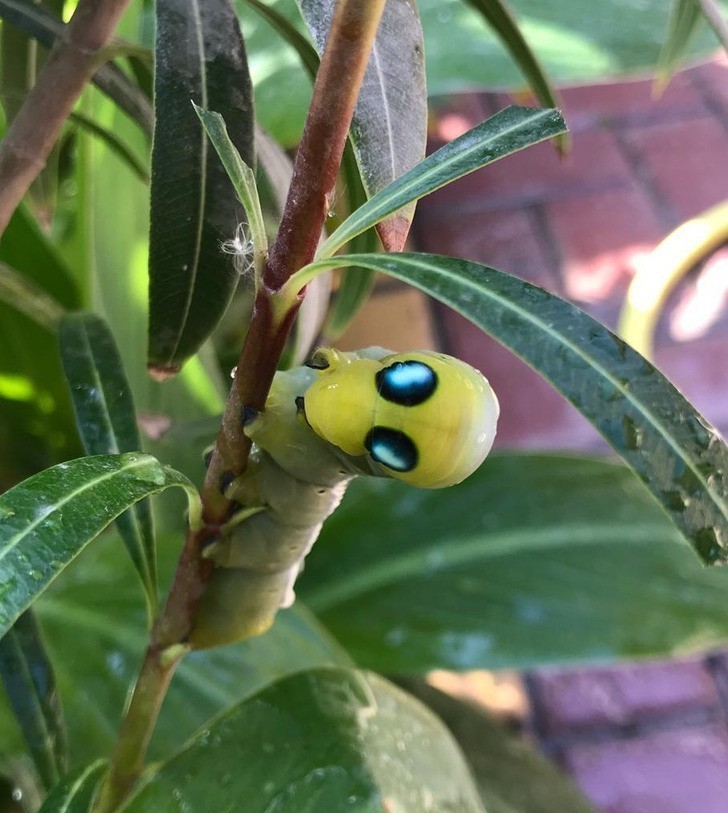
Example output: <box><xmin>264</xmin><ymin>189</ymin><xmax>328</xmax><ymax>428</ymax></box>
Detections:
<box><xmin>339</xmin><ymin>53</ymin><xmax>728</xmax><ymax>812</ymax></box>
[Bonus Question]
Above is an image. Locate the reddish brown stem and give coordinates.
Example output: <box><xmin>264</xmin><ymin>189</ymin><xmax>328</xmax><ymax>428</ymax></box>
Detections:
<box><xmin>0</xmin><ymin>0</ymin><xmax>133</xmax><ymax>236</ymax></box>
<box><xmin>265</xmin><ymin>0</ymin><xmax>387</xmax><ymax>291</ymax></box>
<box><xmin>97</xmin><ymin>2</ymin><xmax>387</xmax><ymax>809</ymax></box>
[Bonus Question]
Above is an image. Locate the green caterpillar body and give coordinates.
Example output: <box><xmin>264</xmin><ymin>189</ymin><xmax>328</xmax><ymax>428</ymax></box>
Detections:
<box><xmin>190</xmin><ymin>347</ymin><xmax>499</xmax><ymax>649</ymax></box>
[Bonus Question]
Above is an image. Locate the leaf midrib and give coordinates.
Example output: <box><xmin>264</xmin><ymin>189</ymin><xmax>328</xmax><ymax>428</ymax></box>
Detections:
<box><xmin>305</xmin><ymin>521</ymin><xmax>677</xmax><ymax>611</ymax></box>
<box><xmin>320</xmin><ymin>108</ymin><xmax>560</xmax><ymax>257</ymax></box>
<box><xmin>327</xmin><ymin>253</ymin><xmax>728</xmax><ymax>534</ymax></box>
<box><xmin>0</xmin><ymin>456</ymin><xmax>155</xmax><ymax>562</ymax></box>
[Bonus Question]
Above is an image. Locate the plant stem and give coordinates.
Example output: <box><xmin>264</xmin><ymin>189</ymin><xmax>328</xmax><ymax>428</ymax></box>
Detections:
<box><xmin>266</xmin><ymin>0</ymin><xmax>387</xmax><ymax>291</ymax></box>
<box><xmin>96</xmin><ymin>1</ymin><xmax>387</xmax><ymax>808</ymax></box>
<box><xmin>0</xmin><ymin>0</ymin><xmax>133</xmax><ymax>236</ymax></box>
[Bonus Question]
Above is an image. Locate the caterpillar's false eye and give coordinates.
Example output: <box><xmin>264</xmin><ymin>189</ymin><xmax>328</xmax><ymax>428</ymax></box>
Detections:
<box><xmin>302</xmin><ymin>349</ymin><xmax>499</xmax><ymax>488</ymax></box>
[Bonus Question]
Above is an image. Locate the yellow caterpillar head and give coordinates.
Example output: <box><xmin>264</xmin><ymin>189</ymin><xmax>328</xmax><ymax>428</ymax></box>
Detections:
<box><xmin>300</xmin><ymin>348</ymin><xmax>499</xmax><ymax>488</ymax></box>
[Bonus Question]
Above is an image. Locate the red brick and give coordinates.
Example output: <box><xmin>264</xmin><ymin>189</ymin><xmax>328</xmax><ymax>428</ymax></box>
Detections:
<box><xmin>559</xmin><ymin>71</ymin><xmax>710</xmax><ymax>130</ymax></box>
<box><xmin>422</xmin><ymin>128</ymin><xmax>633</xmax><ymax>210</ymax></box>
<box><xmin>435</xmin><ymin>308</ymin><xmax>603</xmax><ymax>451</ymax></box>
<box><xmin>547</xmin><ymin>187</ymin><xmax>663</xmax><ymax>306</ymax></box>
<box><xmin>564</xmin><ymin>726</ymin><xmax>728</xmax><ymax>813</ymax></box>
<box><xmin>535</xmin><ymin>659</ymin><xmax>718</xmax><ymax>733</ymax></box>
<box><xmin>625</xmin><ymin>117</ymin><xmax>728</xmax><ymax>222</ymax></box>
<box><xmin>689</xmin><ymin>54</ymin><xmax>728</xmax><ymax>113</ymax></box>
<box><xmin>428</xmin><ymin>93</ymin><xmax>491</xmax><ymax>145</ymax></box>
<box><xmin>414</xmin><ymin>208</ymin><xmax>558</xmax><ymax>290</ymax></box>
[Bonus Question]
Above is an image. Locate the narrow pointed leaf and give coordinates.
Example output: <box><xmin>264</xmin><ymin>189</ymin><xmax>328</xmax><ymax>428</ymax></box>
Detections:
<box><xmin>244</xmin><ymin>0</ymin><xmax>319</xmax><ymax>79</ymax></box>
<box><xmin>318</xmin><ymin>106</ymin><xmax>567</xmax><ymax>259</ymax></box>
<box><xmin>0</xmin><ymin>454</ymin><xmax>199</xmax><ymax>638</ymax></box>
<box><xmin>655</xmin><ymin>0</ymin><xmax>703</xmax><ymax>92</ymax></box>
<box><xmin>323</xmin><ymin>145</ymin><xmax>379</xmax><ymax>340</ymax></box>
<box><xmin>193</xmin><ymin>106</ymin><xmax>267</xmax><ymax>267</ymax></box>
<box><xmin>0</xmin><ymin>262</ymin><xmax>64</xmax><ymax>331</ymax></box>
<box><xmin>462</xmin><ymin>0</ymin><xmax>567</xmax><ymax>154</ymax></box>
<box><xmin>300</xmin><ymin>253</ymin><xmax>728</xmax><ymax>566</ymax></box>
<box><xmin>59</xmin><ymin>314</ymin><xmax>157</xmax><ymax>612</ymax></box>
<box><xmin>124</xmin><ymin>669</ymin><xmax>484</xmax><ymax>812</ymax></box>
<box><xmin>301</xmin><ymin>455</ymin><xmax>728</xmax><ymax>671</ymax></box>
<box><xmin>299</xmin><ymin>0</ymin><xmax>427</xmax><ymax>252</ymax></box>
<box><xmin>38</xmin><ymin>760</ymin><xmax>106</xmax><ymax>813</ymax></box>
<box><xmin>0</xmin><ymin>0</ymin><xmax>154</xmax><ymax>135</ymax></box>
<box><xmin>68</xmin><ymin>112</ymin><xmax>149</xmax><ymax>183</ymax></box>
<box><xmin>0</xmin><ymin>611</ymin><xmax>67</xmax><ymax>790</ymax></box>
<box><xmin>148</xmin><ymin>0</ymin><xmax>255</xmax><ymax>374</ymax></box>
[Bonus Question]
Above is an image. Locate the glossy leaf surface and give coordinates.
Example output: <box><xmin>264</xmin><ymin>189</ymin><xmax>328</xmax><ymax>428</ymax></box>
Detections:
<box><xmin>0</xmin><ymin>611</ymin><xmax>67</xmax><ymax>790</ymax></box>
<box><xmin>0</xmin><ymin>454</ymin><xmax>199</xmax><ymax>638</ymax></box>
<box><xmin>59</xmin><ymin>314</ymin><xmax>157</xmax><ymax>611</ymax></box>
<box><xmin>148</xmin><ymin>0</ymin><xmax>254</xmax><ymax>373</ymax></box>
<box><xmin>124</xmin><ymin>669</ymin><xmax>484</xmax><ymax>812</ymax></box>
<box><xmin>301</xmin><ymin>254</ymin><xmax>728</xmax><ymax>566</ymax></box>
<box><xmin>318</xmin><ymin>106</ymin><xmax>566</xmax><ymax>259</ymax></box>
<box><xmin>300</xmin><ymin>454</ymin><xmax>728</xmax><ymax>671</ymax></box>
<box><xmin>38</xmin><ymin>760</ymin><xmax>105</xmax><ymax>813</ymax></box>
<box><xmin>15</xmin><ymin>536</ymin><xmax>351</xmax><ymax>767</ymax></box>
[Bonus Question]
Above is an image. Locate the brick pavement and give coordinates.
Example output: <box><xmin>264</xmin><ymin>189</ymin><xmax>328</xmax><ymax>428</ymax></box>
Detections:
<box><xmin>340</xmin><ymin>52</ymin><xmax>728</xmax><ymax>813</ymax></box>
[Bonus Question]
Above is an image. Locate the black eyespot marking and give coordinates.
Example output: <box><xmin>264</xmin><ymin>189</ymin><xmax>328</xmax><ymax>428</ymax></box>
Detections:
<box><xmin>376</xmin><ymin>361</ymin><xmax>437</xmax><ymax>406</ymax></box>
<box><xmin>365</xmin><ymin>427</ymin><xmax>418</xmax><ymax>472</ymax></box>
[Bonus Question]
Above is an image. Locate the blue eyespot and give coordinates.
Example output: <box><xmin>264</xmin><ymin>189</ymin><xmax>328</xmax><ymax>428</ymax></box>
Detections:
<box><xmin>376</xmin><ymin>361</ymin><xmax>437</xmax><ymax>407</ymax></box>
<box><xmin>365</xmin><ymin>427</ymin><xmax>418</xmax><ymax>472</ymax></box>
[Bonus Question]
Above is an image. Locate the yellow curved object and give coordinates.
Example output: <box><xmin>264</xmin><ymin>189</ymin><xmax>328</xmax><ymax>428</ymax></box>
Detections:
<box><xmin>618</xmin><ymin>199</ymin><xmax>728</xmax><ymax>359</ymax></box>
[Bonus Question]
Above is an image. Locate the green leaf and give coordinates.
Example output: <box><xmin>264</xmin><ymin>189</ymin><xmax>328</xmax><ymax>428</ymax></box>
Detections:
<box><xmin>298</xmin><ymin>253</ymin><xmax>728</xmax><ymax>566</ymax></box>
<box><xmin>655</xmin><ymin>0</ymin><xmax>703</xmax><ymax>93</ymax></box>
<box><xmin>78</xmin><ymin>81</ymin><xmax>227</xmax><ymax>430</ymax></box>
<box><xmin>59</xmin><ymin>314</ymin><xmax>157</xmax><ymax>614</ymax></box>
<box><xmin>193</xmin><ymin>105</ymin><xmax>267</xmax><ymax>273</ymax></box>
<box><xmin>317</xmin><ymin>106</ymin><xmax>566</xmax><ymax>260</ymax></box>
<box><xmin>462</xmin><ymin>0</ymin><xmax>567</xmax><ymax>154</ymax></box>
<box><xmin>301</xmin><ymin>454</ymin><xmax>728</xmax><ymax>671</ymax></box>
<box><xmin>0</xmin><ymin>0</ymin><xmax>153</xmax><ymax>135</ymax></box>
<box><xmin>401</xmin><ymin>679</ymin><xmax>596</xmax><ymax>813</ymax></box>
<box><xmin>322</xmin><ymin>146</ymin><xmax>379</xmax><ymax>341</ymax></box>
<box><xmin>38</xmin><ymin>760</ymin><xmax>106</xmax><ymax>813</ymax></box>
<box><xmin>0</xmin><ymin>454</ymin><xmax>199</xmax><ymax>639</ymax></box>
<box><xmin>245</xmin><ymin>0</ymin><xmax>728</xmax><ymax>147</ymax></box>
<box><xmin>244</xmin><ymin>0</ymin><xmax>319</xmax><ymax>79</ymax></box>
<box><xmin>124</xmin><ymin>668</ymin><xmax>485</xmax><ymax>812</ymax></box>
<box><xmin>68</xmin><ymin>112</ymin><xmax>149</xmax><ymax>183</ymax></box>
<box><xmin>0</xmin><ymin>205</ymin><xmax>77</xmax><ymax>308</ymax></box>
<box><xmin>148</xmin><ymin>0</ymin><xmax>255</xmax><ymax>374</ymax></box>
<box><xmin>0</xmin><ymin>208</ymin><xmax>80</xmax><ymax>481</ymax></box>
<box><xmin>0</xmin><ymin>611</ymin><xmax>67</xmax><ymax>790</ymax></box>
<box><xmin>299</xmin><ymin>0</ymin><xmax>428</xmax><ymax>252</ymax></box>
<box><xmin>26</xmin><ymin>535</ymin><xmax>351</xmax><ymax>767</ymax></box>
<box><xmin>0</xmin><ymin>262</ymin><xmax>64</xmax><ymax>331</ymax></box>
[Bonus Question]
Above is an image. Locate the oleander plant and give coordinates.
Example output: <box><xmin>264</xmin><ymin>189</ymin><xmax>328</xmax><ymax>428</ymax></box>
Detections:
<box><xmin>0</xmin><ymin>0</ymin><xmax>727</xmax><ymax>811</ymax></box>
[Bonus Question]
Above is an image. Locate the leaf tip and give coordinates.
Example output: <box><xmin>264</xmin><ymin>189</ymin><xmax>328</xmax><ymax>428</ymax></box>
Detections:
<box><xmin>376</xmin><ymin>214</ymin><xmax>411</xmax><ymax>254</ymax></box>
<box><xmin>148</xmin><ymin>363</ymin><xmax>181</xmax><ymax>382</ymax></box>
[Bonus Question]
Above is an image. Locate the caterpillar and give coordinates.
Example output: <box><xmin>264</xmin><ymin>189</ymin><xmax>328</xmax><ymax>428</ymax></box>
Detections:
<box><xmin>190</xmin><ymin>347</ymin><xmax>499</xmax><ymax>649</ymax></box>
